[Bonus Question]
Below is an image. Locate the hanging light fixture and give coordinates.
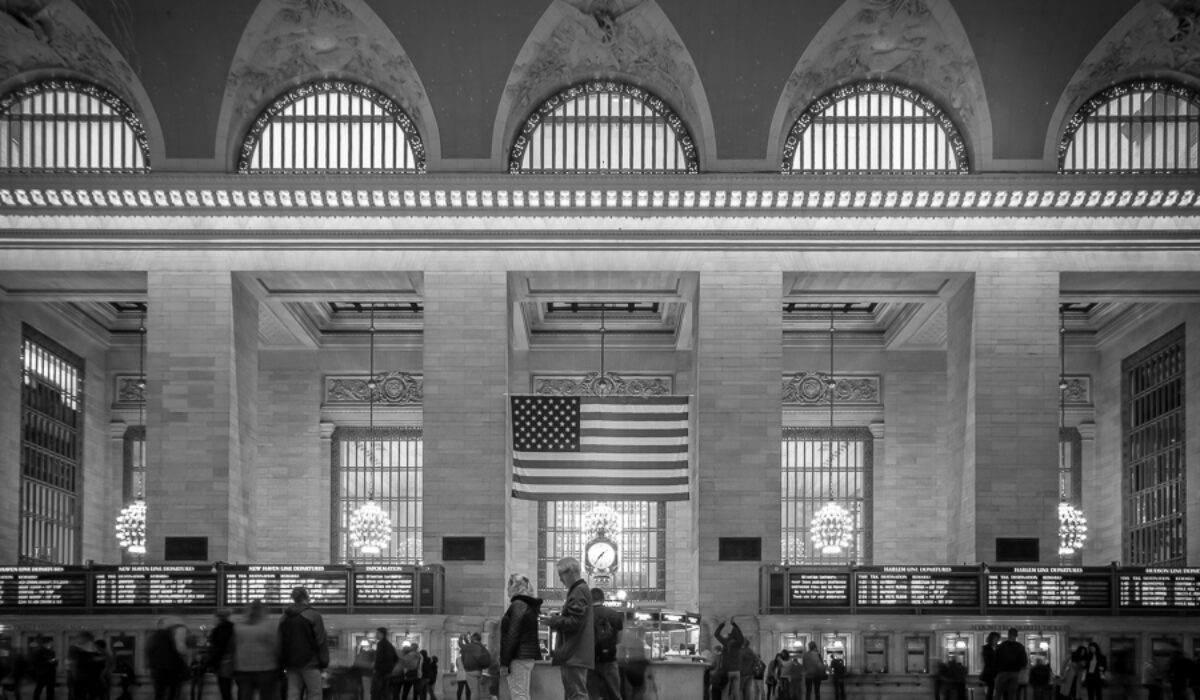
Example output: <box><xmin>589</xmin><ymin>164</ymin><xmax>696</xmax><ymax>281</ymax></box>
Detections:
<box><xmin>1057</xmin><ymin>307</ymin><xmax>1088</xmax><ymax>556</ymax></box>
<box><xmin>117</xmin><ymin>309</ymin><xmax>148</xmax><ymax>557</ymax></box>
<box><xmin>349</xmin><ymin>305</ymin><xmax>392</xmax><ymax>556</ymax></box>
<box><xmin>811</xmin><ymin>308</ymin><xmax>853</xmax><ymax>556</ymax></box>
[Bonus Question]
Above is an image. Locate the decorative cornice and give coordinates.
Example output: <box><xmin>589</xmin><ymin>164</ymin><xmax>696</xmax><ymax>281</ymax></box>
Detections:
<box><xmin>782</xmin><ymin>372</ymin><xmax>881</xmax><ymax>406</ymax></box>
<box><xmin>533</xmin><ymin>372</ymin><xmax>673</xmax><ymax>397</ymax></box>
<box><xmin>325</xmin><ymin>372</ymin><xmax>423</xmax><ymax>405</ymax></box>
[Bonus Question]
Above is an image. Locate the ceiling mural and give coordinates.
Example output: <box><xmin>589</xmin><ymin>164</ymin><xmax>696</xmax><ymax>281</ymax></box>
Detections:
<box><xmin>775</xmin><ymin>0</ymin><xmax>987</xmax><ymax>157</ymax></box>
<box><xmin>0</xmin><ymin>0</ymin><xmax>139</xmax><ymax>95</ymax></box>
<box><xmin>499</xmin><ymin>0</ymin><xmax>706</xmax><ymax>153</ymax></box>
<box><xmin>221</xmin><ymin>0</ymin><xmax>433</xmax><ymax>155</ymax></box>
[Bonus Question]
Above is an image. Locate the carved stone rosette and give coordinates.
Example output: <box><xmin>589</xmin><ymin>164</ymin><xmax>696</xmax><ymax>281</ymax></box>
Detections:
<box><xmin>325</xmin><ymin>372</ymin><xmax>423</xmax><ymax>405</ymax></box>
<box><xmin>114</xmin><ymin>374</ymin><xmax>145</xmax><ymax>406</ymax></box>
<box><xmin>1061</xmin><ymin>375</ymin><xmax>1091</xmax><ymax>405</ymax></box>
<box><xmin>782</xmin><ymin>373</ymin><xmax>881</xmax><ymax>406</ymax></box>
<box><xmin>533</xmin><ymin>372</ymin><xmax>672</xmax><ymax>397</ymax></box>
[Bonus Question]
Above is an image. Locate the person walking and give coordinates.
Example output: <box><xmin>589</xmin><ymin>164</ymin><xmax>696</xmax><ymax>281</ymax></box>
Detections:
<box><xmin>93</xmin><ymin>641</ymin><xmax>114</xmax><ymax>700</ymax></box>
<box><xmin>453</xmin><ymin>640</ymin><xmax>469</xmax><ymax>700</ymax></box>
<box><xmin>420</xmin><ymin>652</ymin><xmax>437</xmax><ymax>700</ymax></box>
<box><xmin>981</xmin><ymin>632</ymin><xmax>1000</xmax><ymax>700</ymax></box>
<box><xmin>800</xmin><ymin>643</ymin><xmax>825</xmax><ymax>700</ymax></box>
<box><xmin>147</xmin><ymin>620</ymin><xmax>188</xmax><ymax>700</ymax></box>
<box><xmin>394</xmin><ymin>644</ymin><xmax>422</xmax><ymax>700</ymax></box>
<box><xmin>545</xmin><ymin>557</ymin><xmax>594</xmax><ymax>700</ymax></box>
<box><xmin>279</xmin><ymin>587</ymin><xmax>329</xmax><ymax>700</ymax></box>
<box><xmin>208</xmin><ymin>611</ymin><xmax>235</xmax><ymax>700</ymax></box>
<box><xmin>1060</xmin><ymin>646</ymin><xmax>1089</xmax><ymax>700</ymax></box>
<box><xmin>369</xmin><ymin>630</ymin><xmax>397</xmax><ymax>700</ymax></box>
<box><xmin>457</xmin><ymin>635</ymin><xmax>487</xmax><ymax>700</ymax></box>
<box><xmin>589</xmin><ymin>588</ymin><xmax>624</xmax><ymax>700</ymax></box>
<box><xmin>499</xmin><ymin>574</ymin><xmax>542</xmax><ymax>700</ymax></box>
<box><xmin>828</xmin><ymin>655</ymin><xmax>845</xmax><ymax>700</ymax></box>
<box><xmin>993</xmin><ymin>629</ymin><xmax>1028</xmax><ymax>700</ymax></box>
<box><xmin>31</xmin><ymin>638</ymin><xmax>57</xmax><ymax>700</ymax></box>
<box><xmin>714</xmin><ymin>620</ymin><xmax>747</xmax><ymax>700</ymax></box>
<box><xmin>1081</xmin><ymin>642</ymin><xmax>1107</xmax><ymax>700</ymax></box>
<box><xmin>234</xmin><ymin>600</ymin><xmax>280</xmax><ymax>700</ymax></box>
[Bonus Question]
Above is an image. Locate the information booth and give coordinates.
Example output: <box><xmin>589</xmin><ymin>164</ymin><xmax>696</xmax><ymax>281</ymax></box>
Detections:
<box><xmin>629</xmin><ymin>610</ymin><xmax>701</xmax><ymax>660</ymax></box>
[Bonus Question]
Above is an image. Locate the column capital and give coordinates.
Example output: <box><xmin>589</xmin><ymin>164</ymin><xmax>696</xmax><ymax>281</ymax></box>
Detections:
<box><xmin>109</xmin><ymin>419</ymin><xmax>129</xmax><ymax>440</ymax></box>
<box><xmin>1075</xmin><ymin>421</ymin><xmax>1096</xmax><ymax>441</ymax></box>
<box><xmin>868</xmin><ymin>422</ymin><xmax>885</xmax><ymax>440</ymax></box>
<box><xmin>319</xmin><ymin>421</ymin><xmax>337</xmax><ymax>441</ymax></box>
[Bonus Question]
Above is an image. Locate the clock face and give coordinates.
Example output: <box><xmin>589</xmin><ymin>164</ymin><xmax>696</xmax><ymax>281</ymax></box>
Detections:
<box><xmin>586</xmin><ymin>540</ymin><xmax>618</xmax><ymax>571</ymax></box>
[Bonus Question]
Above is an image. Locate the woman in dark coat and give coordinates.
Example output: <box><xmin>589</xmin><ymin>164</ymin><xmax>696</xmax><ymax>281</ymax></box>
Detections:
<box><xmin>980</xmin><ymin>632</ymin><xmax>1000</xmax><ymax>700</ymax></box>
<box><xmin>499</xmin><ymin>573</ymin><xmax>542</xmax><ymax>700</ymax></box>
<box><xmin>1082</xmin><ymin>642</ymin><xmax>1107</xmax><ymax>700</ymax></box>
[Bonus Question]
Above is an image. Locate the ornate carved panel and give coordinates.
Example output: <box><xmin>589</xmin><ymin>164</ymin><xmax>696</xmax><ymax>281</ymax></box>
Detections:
<box><xmin>113</xmin><ymin>374</ymin><xmax>144</xmax><ymax>406</ymax></box>
<box><xmin>782</xmin><ymin>373</ymin><xmax>881</xmax><ymax>406</ymax></box>
<box><xmin>533</xmin><ymin>372</ymin><xmax>673</xmax><ymax>397</ymax></box>
<box><xmin>1062</xmin><ymin>374</ymin><xmax>1091</xmax><ymax>406</ymax></box>
<box><xmin>325</xmin><ymin>371</ymin><xmax>423</xmax><ymax>405</ymax></box>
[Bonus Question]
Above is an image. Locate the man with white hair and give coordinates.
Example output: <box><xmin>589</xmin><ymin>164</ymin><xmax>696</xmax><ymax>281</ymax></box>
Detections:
<box><xmin>545</xmin><ymin>557</ymin><xmax>594</xmax><ymax>700</ymax></box>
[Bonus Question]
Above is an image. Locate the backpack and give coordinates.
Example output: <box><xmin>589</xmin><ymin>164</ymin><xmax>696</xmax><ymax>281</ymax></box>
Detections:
<box><xmin>595</xmin><ymin>611</ymin><xmax>616</xmax><ymax>648</ymax></box>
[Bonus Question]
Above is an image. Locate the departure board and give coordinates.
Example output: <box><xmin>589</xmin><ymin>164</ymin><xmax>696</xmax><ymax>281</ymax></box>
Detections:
<box><xmin>987</xmin><ymin>567</ymin><xmax>1112</xmax><ymax>610</ymax></box>
<box><xmin>856</xmin><ymin>567</ymin><xmax>981</xmax><ymax>608</ymax></box>
<box><xmin>788</xmin><ymin>571</ymin><xmax>851</xmax><ymax>607</ymax></box>
<box><xmin>92</xmin><ymin>565</ymin><xmax>218</xmax><ymax>608</ymax></box>
<box><xmin>1118</xmin><ymin>568</ymin><xmax>1200</xmax><ymax>609</ymax></box>
<box><xmin>352</xmin><ymin>567</ymin><xmax>416</xmax><ymax>607</ymax></box>
<box><xmin>223</xmin><ymin>565</ymin><xmax>349</xmax><ymax>607</ymax></box>
<box><xmin>0</xmin><ymin>566</ymin><xmax>88</xmax><ymax>609</ymax></box>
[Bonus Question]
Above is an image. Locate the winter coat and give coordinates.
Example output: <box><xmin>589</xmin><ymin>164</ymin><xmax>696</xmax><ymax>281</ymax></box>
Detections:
<box><xmin>208</xmin><ymin>621</ymin><xmax>234</xmax><ymax>676</ymax></box>
<box><xmin>714</xmin><ymin>623</ymin><xmax>746</xmax><ymax>674</ymax></box>
<box><xmin>548</xmin><ymin>579</ymin><xmax>594</xmax><ymax>669</ymax></box>
<box><xmin>146</xmin><ymin>627</ymin><xmax>188</xmax><ymax>682</ymax></box>
<box><xmin>373</xmin><ymin>639</ymin><xmax>398</xmax><ymax>677</ymax></box>
<box><xmin>501</xmin><ymin>594</ymin><xmax>544</xmax><ymax>667</ymax></box>
<box><xmin>592</xmin><ymin>603</ymin><xmax>624</xmax><ymax>664</ymax></box>
<box><xmin>233</xmin><ymin>618</ymin><xmax>279</xmax><ymax>674</ymax></box>
<box><xmin>801</xmin><ymin>650</ymin><xmax>826</xmax><ymax>681</ymax></box>
<box><xmin>459</xmin><ymin>641</ymin><xmax>489</xmax><ymax>672</ymax></box>
<box><xmin>278</xmin><ymin>604</ymin><xmax>329</xmax><ymax>670</ymax></box>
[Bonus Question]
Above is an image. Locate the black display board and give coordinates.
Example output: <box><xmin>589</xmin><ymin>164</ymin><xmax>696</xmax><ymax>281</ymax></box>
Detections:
<box><xmin>855</xmin><ymin>567</ymin><xmax>981</xmax><ymax>608</ymax></box>
<box><xmin>986</xmin><ymin>567</ymin><xmax>1112</xmax><ymax>610</ymax></box>
<box><xmin>92</xmin><ymin>565</ymin><xmax>218</xmax><ymax>609</ymax></box>
<box><xmin>1118</xmin><ymin>568</ymin><xmax>1200</xmax><ymax>609</ymax></box>
<box><xmin>0</xmin><ymin>566</ymin><xmax>88</xmax><ymax>609</ymax></box>
<box><xmin>788</xmin><ymin>571</ymin><xmax>852</xmax><ymax>607</ymax></box>
<box><xmin>222</xmin><ymin>565</ymin><xmax>349</xmax><ymax>607</ymax></box>
<box><xmin>352</xmin><ymin>566</ymin><xmax>416</xmax><ymax>608</ymax></box>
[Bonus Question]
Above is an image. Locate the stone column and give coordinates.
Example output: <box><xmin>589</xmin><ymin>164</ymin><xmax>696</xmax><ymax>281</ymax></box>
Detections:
<box><xmin>1075</xmin><ymin>422</ymin><xmax>1107</xmax><ymax>564</ymax></box>
<box><xmin>0</xmin><ymin>305</ymin><xmax>22</xmax><ymax>560</ymax></box>
<box><xmin>943</xmin><ymin>272</ymin><xmax>1061</xmax><ymax>564</ymax></box>
<box><xmin>145</xmin><ymin>272</ymin><xmax>258</xmax><ymax>562</ymax></box>
<box><xmin>422</xmin><ymin>271</ymin><xmax>508</xmax><ymax>617</ymax></box>
<box><xmin>696</xmin><ymin>271</ymin><xmax>782</xmax><ymax>616</ymax></box>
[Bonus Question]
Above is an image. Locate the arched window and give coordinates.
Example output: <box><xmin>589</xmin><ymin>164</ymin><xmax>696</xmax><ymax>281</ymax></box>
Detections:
<box><xmin>509</xmin><ymin>81</ymin><xmax>698</xmax><ymax>174</ymax></box>
<box><xmin>783</xmin><ymin>82</ymin><xmax>968</xmax><ymax>174</ymax></box>
<box><xmin>239</xmin><ymin>81</ymin><xmax>425</xmax><ymax>173</ymax></box>
<box><xmin>0</xmin><ymin>79</ymin><xmax>149</xmax><ymax>173</ymax></box>
<box><xmin>1059</xmin><ymin>80</ymin><xmax>1200</xmax><ymax>174</ymax></box>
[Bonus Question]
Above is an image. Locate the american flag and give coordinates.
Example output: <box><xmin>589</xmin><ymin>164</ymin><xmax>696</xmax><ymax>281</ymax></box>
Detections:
<box><xmin>510</xmin><ymin>395</ymin><xmax>690</xmax><ymax>501</ymax></box>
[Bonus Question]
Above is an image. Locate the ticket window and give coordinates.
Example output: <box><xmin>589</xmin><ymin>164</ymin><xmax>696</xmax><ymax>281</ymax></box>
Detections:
<box><xmin>1110</xmin><ymin>638</ymin><xmax>1137</xmax><ymax>678</ymax></box>
<box><xmin>942</xmin><ymin>633</ymin><xmax>972</xmax><ymax>675</ymax></box>
<box><xmin>902</xmin><ymin>637</ymin><xmax>927</xmax><ymax>674</ymax></box>
<box><xmin>782</xmin><ymin>633</ymin><xmax>810</xmax><ymax>659</ymax></box>
<box><xmin>1151</xmin><ymin>637</ymin><xmax>1181</xmax><ymax>674</ymax></box>
<box><xmin>864</xmin><ymin>635</ymin><xmax>889</xmax><ymax>674</ymax></box>
<box><xmin>822</xmin><ymin>634</ymin><xmax>849</xmax><ymax>667</ymax></box>
<box><xmin>1025</xmin><ymin>634</ymin><xmax>1055</xmax><ymax>675</ymax></box>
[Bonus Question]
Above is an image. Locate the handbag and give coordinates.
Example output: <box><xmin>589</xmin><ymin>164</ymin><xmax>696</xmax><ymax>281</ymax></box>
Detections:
<box><xmin>816</xmin><ymin>665</ymin><xmax>829</xmax><ymax>682</ymax></box>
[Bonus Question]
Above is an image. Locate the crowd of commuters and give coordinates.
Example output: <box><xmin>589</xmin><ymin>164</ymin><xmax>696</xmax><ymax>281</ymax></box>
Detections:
<box><xmin>6</xmin><ymin>590</ymin><xmax>1200</xmax><ymax>700</ymax></box>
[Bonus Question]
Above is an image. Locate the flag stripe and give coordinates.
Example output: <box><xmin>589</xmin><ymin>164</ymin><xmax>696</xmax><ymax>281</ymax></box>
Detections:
<box><xmin>511</xmin><ymin>394</ymin><xmax>690</xmax><ymax>501</ymax></box>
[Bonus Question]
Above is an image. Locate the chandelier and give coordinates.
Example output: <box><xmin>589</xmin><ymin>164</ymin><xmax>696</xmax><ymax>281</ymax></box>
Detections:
<box><xmin>1058</xmin><ymin>502</ymin><xmax>1088</xmax><ymax>555</ymax></box>
<box><xmin>116</xmin><ymin>496</ymin><xmax>147</xmax><ymax>554</ymax></box>
<box><xmin>810</xmin><ymin>309</ymin><xmax>854</xmax><ymax>556</ymax></box>
<box><xmin>117</xmin><ymin>310</ymin><xmax>148</xmax><ymax>557</ymax></box>
<box><xmin>349</xmin><ymin>305</ymin><xmax>393</xmax><ymax>556</ymax></box>
<box><xmin>583</xmin><ymin>504</ymin><xmax>622</xmax><ymax>540</ymax></box>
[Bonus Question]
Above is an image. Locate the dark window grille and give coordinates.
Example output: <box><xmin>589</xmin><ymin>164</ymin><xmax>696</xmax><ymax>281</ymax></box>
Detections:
<box><xmin>1059</xmin><ymin>80</ymin><xmax>1200</xmax><ymax>174</ymax></box>
<box><xmin>510</xmin><ymin>82</ymin><xmax>698</xmax><ymax>174</ymax></box>
<box><xmin>20</xmin><ymin>325</ymin><xmax>84</xmax><ymax>565</ymax></box>
<box><xmin>240</xmin><ymin>81</ymin><xmax>425</xmax><ymax>174</ymax></box>
<box><xmin>782</xmin><ymin>82</ymin><xmax>968</xmax><ymax>174</ymax></box>
<box><xmin>538</xmin><ymin>501</ymin><xmax>666</xmax><ymax>601</ymax></box>
<box><xmin>781</xmin><ymin>427</ymin><xmax>872</xmax><ymax>565</ymax></box>
<box><xmin>332</xmin><ymin>427</ymin><xmax>423</xmax><ymax>563</ymax></box>
<box><xmin>0</xmin><ymin>79</ymin><xmax>149</xmax><ymax>173</ymax></box>
<box><xmin>1123</xmin><ymin>325</ymin><xmax>1186</xmax><ymax>566</ymax></box>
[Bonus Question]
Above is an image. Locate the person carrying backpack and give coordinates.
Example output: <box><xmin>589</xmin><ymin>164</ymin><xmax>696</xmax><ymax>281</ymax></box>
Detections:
<box><xmin>278</xmin><ymin>587</ymin><xmax>329</xmax><ymax>700</ymax></box>
<box><xmin>589</xmin><ymin>588</ymin><xmax>624</xmax><ymax>700</ymax></box>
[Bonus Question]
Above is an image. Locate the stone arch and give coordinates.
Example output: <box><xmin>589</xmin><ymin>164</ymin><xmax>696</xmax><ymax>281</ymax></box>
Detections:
<box><xmin>1044</xmin><ymin>1</ymin><xmax>1200</xmax><ymax>167</ymax></box>
<box><xmin>0</xmin><ymin>0</ymin><xmax>164</xmax><ymax>167</ymax></box>
<box><xmin>492</xmin><ymin>0</ymin><xmax>717</xmax><ymax>171</ymax></box>
<box><xmin>767</xmin><ymin>0</ymin><xmax>991</xmax><ymax>171</ymax></box>
<box><xmin>216</xmin><ymin>0</ymin><xmax>440</xmax><ymax>171</ymax></box>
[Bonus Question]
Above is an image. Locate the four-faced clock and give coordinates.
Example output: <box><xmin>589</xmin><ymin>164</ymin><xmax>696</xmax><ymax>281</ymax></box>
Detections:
<box><xmin>585</xmin><ymin>538</ymin><xmax>618</xmax><ymax>574</ymax></box>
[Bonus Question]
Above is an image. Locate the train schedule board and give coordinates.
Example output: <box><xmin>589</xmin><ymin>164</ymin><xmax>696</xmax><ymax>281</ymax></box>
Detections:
<box><xmin>1118</xmin><ymin>568</ymin><xmax>1200</xmax><ymax>610</ymax></box>
<box><xmin>788</xmin><ymin>569</ymin><xmax>852</xmax><ymax>608</ymax></box>
<box><xmin>223</xmin><ymin>565</ymin><xmax>349</xmax><ymax>608</ymax></box>
<box><xmin>987</xmin><ymin>567</ymin><xmax>1112</xmax><ymax>611</ymax></box>
<box><xmin>352</xmin><ymin>566</ymin><xmax>416</xmax><ymax>609</ymax></box>
<box><xmin>855</xmin><ymin>566</ymin><xmax>981</xmax><ymax>609</ymax></box>
<box><xmin>0</xmin><ymin>566</ymin><xmax>88</xmax><ymax>611</ymax></box>
<box><xmin>92</xmin><ymin>565</ymin><xmax>218</xmax><ymax>609</ymax></box>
